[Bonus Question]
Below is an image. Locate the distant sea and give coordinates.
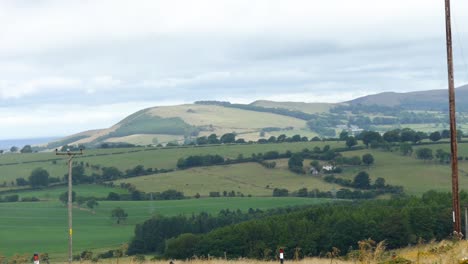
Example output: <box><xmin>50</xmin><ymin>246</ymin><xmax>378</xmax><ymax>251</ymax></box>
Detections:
<box><xmin>0</xmin><ymin>137</ymin><xmax>60</xmax><ymax>150</ymax></box>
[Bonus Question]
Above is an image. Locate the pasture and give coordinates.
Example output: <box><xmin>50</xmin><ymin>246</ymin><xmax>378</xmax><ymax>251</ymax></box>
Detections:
<box><xmin>114</xmin><ymin>162</ymin><xmax>339</xmax><ymax>196</ymax></box>
<box><xmin>0</xmin><ymin>141</ymin><xmax>343</xmax><ymax>184</ymax></box>
<box><xmin>0</xmin><ymin>197</ymin><xmax>333</xmax><ymax>258</ymax></box>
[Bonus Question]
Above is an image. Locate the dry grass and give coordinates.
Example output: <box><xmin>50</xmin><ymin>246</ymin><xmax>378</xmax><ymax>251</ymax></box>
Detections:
<box><xmin>52</xmin><ymin>258</ymin><xmax>352</xmax><ymax>264</ymax></box>
<box><xmin>397</xmin><ymin>239</ymin><xmax>468</xmax><ymax>264</ymax></box>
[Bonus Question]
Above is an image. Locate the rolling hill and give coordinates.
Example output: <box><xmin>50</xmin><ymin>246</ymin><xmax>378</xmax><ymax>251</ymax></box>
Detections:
<box><xmin>45</xmin><ymin>84</ymin><xmax>468</xmax><ymax>148</ymax></box>
<box><xmin>347</xmin><ymin>84</ymin><xmax>468</xmax><ymax>110</ymax></box>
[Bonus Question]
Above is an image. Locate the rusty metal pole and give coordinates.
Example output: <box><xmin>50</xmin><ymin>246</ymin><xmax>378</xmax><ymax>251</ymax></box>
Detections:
<box><xmin>444</xmin><ymin>0</ymin><xmax>462</xmax><ymax>235</ymax></box>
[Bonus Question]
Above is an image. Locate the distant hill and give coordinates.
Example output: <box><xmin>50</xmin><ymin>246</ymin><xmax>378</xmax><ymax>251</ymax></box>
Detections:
<box><xmin>46</xmin><ymin>84</ymin><xmax>468</xmax><ymax>148</ymax></box>
<box><xmin>47</xmin><ymin>103</ymin><xmax>313</xmax><ymax>148</ymax></box>
<box><xmin>347</xmin><ymin>84</ymin><xmax>468</xmax><ymax>111</ymax></box>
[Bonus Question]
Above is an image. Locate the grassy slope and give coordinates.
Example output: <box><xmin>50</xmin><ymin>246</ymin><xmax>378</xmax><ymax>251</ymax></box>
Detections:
<box><xmin>0</xmin><ymin>197</ymin><xmax>333</xmax><ymax>257</ymax></box>
<box><xmin>251</xmin><ymin>100</ymin><xmax>335</xmax><ymax>114</ymax></box>
<box><xmin>340</xmin><ymin>146</ymin><xmax>468</xmax><ymax>195</ymax></box>
<box><xmin>145</xmin><ymin>104</ymin><xmax>307</xmax><ymax>129</ymax></box>
<box><xmin>114</xmin><ymin>162</ymin><xmax>338</xmax><ymax>196</ymax></box>
<box><xmin>61</xmin><ymin>104</ymin><xmax>310</xmax><ymax>146</ymax></box>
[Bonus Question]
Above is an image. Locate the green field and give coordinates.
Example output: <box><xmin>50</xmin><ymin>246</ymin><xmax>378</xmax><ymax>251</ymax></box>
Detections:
<box><xmin>0</xmin><ymin>197</ymin><xmax>334</xmax><ymax>258</ymax></box>
<box><xmin>5</xmin><ymin>184</ymin><xmax>129</xmax><ymax>200</ymax></box>
<box><xmin>114</xmin><ymin>162</ymin><xmax>339</xmax><ymax>196</ymax></box>
<box><xmin>0</xmin><ymin>141</ymin><xmax>343</xmax><ymax>184</ymax></box>
<box><xmin>340</xmin><ymin>146</ymin><xmax>468</xmax><ymax>195</ymax></box>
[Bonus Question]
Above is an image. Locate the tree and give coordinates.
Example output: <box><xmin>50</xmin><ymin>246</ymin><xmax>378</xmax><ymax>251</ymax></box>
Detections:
<box><xmin>415</xmin><ymin>148</ymin><xmax>433</xmax><ymax>162</ymax></box>
<box><xmin>359</xmin><ymin>131</ymin><xmax>382</xmax><ymax>147</ymax></box>
<box><xmin>28</xmin><ymin>168</ymin><xmax>49</xmax><ymax>188</ymax></box>
<box><xmin>310</xmin><ymin>160</ymin><xmax>322</xmax><ymax>172</ymax></box>
<box><xmin>429</xmin><ymin>131</ymin><xmax>441</xmax><ymax>142</ymax></box>
<box><xmin>353</xmin><ymin>171</ymin><xmax>371</xmax><ymax>189</ymax></box>
<box><xmin>207</xmin><ymin>134</ymin><xmax>219</xmax><ymax>144</ymax></box>
<box><xmin>71</xmin><ymin>165</ymin><xmax>86</xmax><ymax>183</ymax></box>
<box><xmin>339</xmin><ymin>130</ymin><xmax>349</xmax><ymax>141</ymax></box>
<box><xmin>362</xmin><ymin>153</ymin><xmax>375</xmax><ymax>167</ymax></box>
<box><xmin>399</xmin><ymin>142</ymin><xmax>413</xmax><ymax>156</ymax></box>
<box><xmin>20</xmin><ymin>145</ymin><xmax>33</xmax><ymax>153</ymax></box>
<box><xmin>86</xmin><ymin>199</ymin><xmax>99</xmax><ymax>209</ymax></box>
<box><xmin>345</xmin><ymin>136</ymin><xmax>357</xmax><ymax>149</ymax></box>
<box><xmin>15</xmin><ymin>177</ymin><xmax>29</xmax><ymax>186</ymax></box>
<box><xmin>400</xmin><ymin>128</ymin><xmax>417</xmax><ymax>142</ymax></box>
<box><xmin>10</xmin><ymin>146</ymin><xmax>18</xmax><ymax>152</ymax></box>
<box><xmin>374</xmin><ymin>177</ymin><xmax>386</xmax><ymax>189</ymax></box>
<box><xmin>441</xmin><ymin>129</ymin><xmax>450</xmax><ymax>139</ymax></box>
<box><xmin>383</xmin><ymin>130</ymin><xmax>400</xmax><ymax>143</ymax></box>
<box><xmin>112</xmin><ymin>207</ymin><xmax>128</xmax><ymax>224</ymax></box>
<box><xmin>220</xmin><ymin>133</ymin><xmax>236</xmax><ymax>144</ymax></box>
<box><xmin>288</xmin><ymin>153</ymin><xmax>304</xmax><ymax>173</ymax></box>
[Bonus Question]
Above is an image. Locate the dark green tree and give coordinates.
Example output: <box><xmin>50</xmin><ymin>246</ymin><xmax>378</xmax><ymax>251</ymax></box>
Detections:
<box><xmin>415</xmin><ymin>148</ymin><xmax>433</xmax><ymax>162</ymax></box>
<box><xmin>399</xmin><ymin>142</ymin><xmax>413</xmax><ymax>156</ymax></box>
<box><xmin>383</xmin><ymin>129</ymin><xmax>400</xmax><ymax>143</ymax></box>
<box><xmin>220</xmin><ymin>133</ymin><xmax>236</xmax><ymax>143</ymax></box>
<box><xmin>359</xmin><ymin>131</ymin><xmax>382</xmax><ymax>147</ymax></box>
<box><xmin>111</xmin><ymin>207</ymin><xmax>128</xmax><ymax>224</ymax></box>
<box><xmin>86</xmin><ymin>199</ymin><xmax>99</xmax><ymax>209</ymax></box>
<box><xmin>345</xmin><ymin>136</ymin><xmax>357</xmax><ymax>149</ymax></box>
<box><xmin>288</xmin><ymin>153</ymin><xmax>304</xmax><ymax>173</ymax></box>
<box><xmin>429</xmin><ymin>131</ymin><xmax>441</xmax><ymax>142</ymax></box>
<box><xmin>339</xmin><ymin>130</ymin><xmax>349</xmax><ymax>140</ymax></box>
<box><xmin>353</xmin><ymin>171</ymin><xmax>371</xmax><ymax>189</ymax></box>
<box><xmin>28</xmin><ymin>168</ymin><xmax>49</xmax><ymax>188</ymax></box>
<box><xmin>20</xmin><ymin>145</ymin><xmax>33</xmax><ymax>153</ymax></box>
<box><xmin>362</xmin><ymin>153</ymin><xmax>375</xmax><ymax>167</ymax></box>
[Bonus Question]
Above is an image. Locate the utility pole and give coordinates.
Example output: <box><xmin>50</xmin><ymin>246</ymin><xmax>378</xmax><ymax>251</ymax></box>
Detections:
<box><xmin>56</xmin><ymin>148</ymin><xmax>83</xmax><ymax>264</ymax></box>
<box><xmin>444</xmin><ymin>0</ymin><xmax>462</xmax><ymax>236</ymax></box>
<box><xmin>465</xmin><ymin>206</ymin><xmax>467</xmax><ymax>240</ymax></box>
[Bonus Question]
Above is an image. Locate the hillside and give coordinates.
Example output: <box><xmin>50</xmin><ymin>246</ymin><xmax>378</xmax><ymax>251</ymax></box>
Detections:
<box><xmin>45</xmin><ymin>84</ymin><xmax>468</xmax><ymax>148</ymax></box>
<box><xmin>250</xmin><ymin>100</ymin><xmax>334</xmax><ymax>114</ymax></box>
<box><xmin>47</xmin><ymin>104</ymin><xmax>312</xmax><ymax>147</ymax></box>
<box><xmin>347</xmin><ymin>84</ymin><xmax>468</xmax><ymax>110</ymax></box>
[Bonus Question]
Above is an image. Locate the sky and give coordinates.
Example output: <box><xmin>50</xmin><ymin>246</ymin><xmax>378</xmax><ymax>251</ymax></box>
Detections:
<box><xmin>1</xmin><ymin>0</ymin><xmax>468</xmax><ymax>139</ymax></box>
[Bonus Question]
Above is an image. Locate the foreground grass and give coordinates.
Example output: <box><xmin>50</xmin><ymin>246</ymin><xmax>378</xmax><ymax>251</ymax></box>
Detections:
<box><xmin>0</xmin><ymin>197</ymin><xmax>333</xmax><ymax>257</ymax></box>
<box><xmin>19</xmin><ymin>240</ymin><xmax>468</xmax><ymax>264</ymax></box>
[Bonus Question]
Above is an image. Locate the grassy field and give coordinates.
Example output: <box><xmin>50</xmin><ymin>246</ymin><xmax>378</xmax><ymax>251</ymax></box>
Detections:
<box><xmin>114</xmin><ymin>162</ymin><xmax>339</xmax><ymax>196</ymax></box>
<box><xmin>6</xmin><ymin>184</ymin><xmax>129</xmax><ymax>200</ymax></box>
<box><xmin>0</xmin><ymin>197</ymin><xmax>334</xmax><ymax>257</ymax></box>
<box><xmin>0</xmin><ymin>141</ymin><xmax>344</xmax><ymax>185</ymax></box>
<box><xmin>340</xmin><ymin>147</ymin><xmax>468</xmax><ymax>195</ymax></box>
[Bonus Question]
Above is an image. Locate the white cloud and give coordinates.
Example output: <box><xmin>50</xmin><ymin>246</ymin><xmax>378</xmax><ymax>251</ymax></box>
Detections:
<box><xmin>0</xmin><ymin>77</ymin><xmax>81</xmax><ymax>99</ymax></box>
<box><xmin>0</xmin><ymin>1</ymin><xmax>467</xmax><ymax>139</ymax></box>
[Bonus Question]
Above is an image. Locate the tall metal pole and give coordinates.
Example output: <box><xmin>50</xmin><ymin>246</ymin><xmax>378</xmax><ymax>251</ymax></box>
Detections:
<box><xmin>444</xmin><ymin>0</ymin><xmax>462</xmax><ymax>235</ymax></box>
<box><xmin>56</xmin><ymin>149</ymin><xmax>83</xmax><ymax>264</ymax></box>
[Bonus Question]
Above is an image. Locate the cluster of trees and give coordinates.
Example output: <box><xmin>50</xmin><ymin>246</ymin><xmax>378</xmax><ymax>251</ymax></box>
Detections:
<box><xmin>127</xmin><ymin>206</ymin><xmax>310</xmax><ymax>255</ymax></box>
<box><xmin>106</xmin><ymin>186</ymin><xmax>186</xmax><ymax>201</ymax></box>
<box><xmin>176</xmin><ymin>154</ymin><xmax>225</xmax><ymax>169</ymax></box>
<box><xmin>323</xmin><ymin>172</ymin><xmax>403</xmax><ymax>196</ymax></box>
<box><xmin>153</xmin><ymin>191</ymin><xmax>464</xmax><ymax>259</ymax></box>
<box><xmin>14</xmin><ymin>168</ymin><xmax>61</xmax><ymax>188</ymax></box>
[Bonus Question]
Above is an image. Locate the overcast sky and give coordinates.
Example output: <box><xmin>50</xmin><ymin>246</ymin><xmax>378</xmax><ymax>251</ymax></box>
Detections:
<box><xmin>1</xmin><ymin>0</ymin><xmax>468</xmax><ymax>139</ymax></box>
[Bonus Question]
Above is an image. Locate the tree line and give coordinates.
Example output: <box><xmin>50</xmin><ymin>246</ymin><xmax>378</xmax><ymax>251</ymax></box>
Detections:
<box><xmin>132</xmin><ymin>191</ymin><xmax>466</xmax><ymax>259</ymax></box>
